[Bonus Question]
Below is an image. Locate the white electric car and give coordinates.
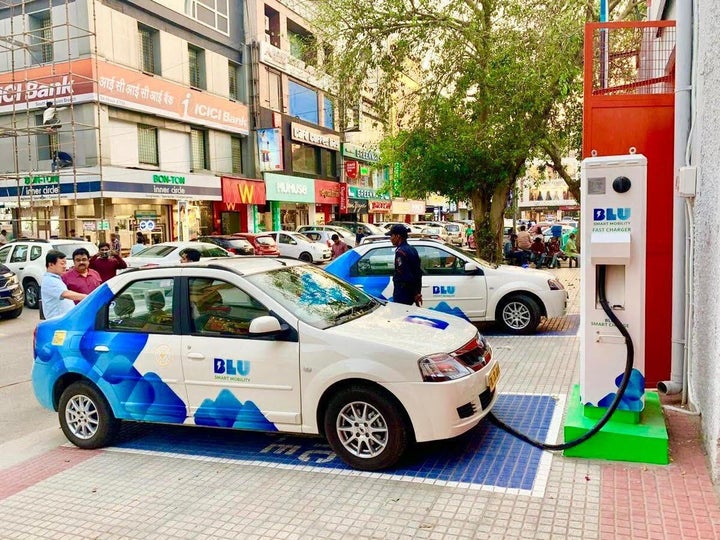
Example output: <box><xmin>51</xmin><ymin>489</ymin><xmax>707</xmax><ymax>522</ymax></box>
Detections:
<box><xmin>326</xmin><ymin>239</ymin><xmax>568</xmax><ymax>334</ymax></box>
<box><xmin>32</xmin><ymin>258</ymin><xmax>499</xmax><ymax>471</ymax></box>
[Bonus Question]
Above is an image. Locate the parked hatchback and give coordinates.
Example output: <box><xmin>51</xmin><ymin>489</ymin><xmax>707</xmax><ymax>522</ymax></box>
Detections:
<box><xmin>0</xmin><ymin>238</ymin><xmax>98</xmax><ymax>309</ymax></box>
<box><xmin>265</xmin><ymin>231</ymin><xmax>331</xmax><ymax>263</ymax></box>
<box><xmin>232</xmin><ymin>233</ymin><xmax>280</xmax><ymax>256</ymax></box>
<box><xmin>32</xmin><ymin>258</ymin><xmax>499</xmax><ymax>471</ymax></box>
<box><xmin>195</xmin><ymin>235</ymin><xmax>255</xmax><ymax>255</ymax></box>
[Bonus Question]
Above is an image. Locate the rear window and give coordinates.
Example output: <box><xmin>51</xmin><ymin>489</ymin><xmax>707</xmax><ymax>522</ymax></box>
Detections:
<box><xmin>199</xmin><ymin>246</ymin><xmax>230</xmax><ymax>257</ymax></box>
<box><xmin>133</xmin><ymin>245</ymin><xmax>177</xmax><ymax>258</ymax></box>
<box><xmin>445</xmin><ymin>224</ymin><xmax>460</xmax><ymax>232</ymax></box>
<box><xmin>52</xmin><ymin>242</ymin><xmax>99</xmax><ymax>258</ymax></box>
<box><xmin>255</xmin><ymin>236</ymin><xmax>276</xmax><ymax>246</ymax></box>
<box><xmin>227</xmin><ymin>239</ymin><xmax>253</xmax><ymax>249</ymax></box>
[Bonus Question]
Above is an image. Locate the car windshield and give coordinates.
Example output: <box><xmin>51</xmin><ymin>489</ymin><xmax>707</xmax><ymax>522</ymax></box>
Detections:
<box><xmin>245</xmin><ymin>265</ymin><xmax>379</xmax><ymax>329</ymax></box>
<box><xmin>52</xmin><ymin>243</ymin><xmax>98</xmax><ymax>257</ymax></box>
<box><xmin>132</xmin><ymin>245</ymin><xmax>177</xmax><ymax>258</ymax></box>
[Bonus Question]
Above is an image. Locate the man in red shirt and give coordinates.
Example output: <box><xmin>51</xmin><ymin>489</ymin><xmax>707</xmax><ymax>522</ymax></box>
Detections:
<box><xmin>90</xmin><ymin>242</ymin><xmax>128</xmax><ymax>282</ymax></box>
<box><xmin>62</xmin><ymin>247</ymin><xmax>102</xmax><ymax>302</ymax></box>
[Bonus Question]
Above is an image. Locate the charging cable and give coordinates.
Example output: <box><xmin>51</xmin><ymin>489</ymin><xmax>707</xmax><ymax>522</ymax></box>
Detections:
<box><xmin>488</xmin><ymin>264</ymin><xmax>635</xmax><ymax>450</ymax></box>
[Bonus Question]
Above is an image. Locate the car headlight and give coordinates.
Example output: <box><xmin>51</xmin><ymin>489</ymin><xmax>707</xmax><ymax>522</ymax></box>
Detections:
<box><xmin>548</xmin><ymin>278</ymin><xmax>565</xmax><ymax>290</ymax></box>
<box><xmin>418</xmin><ymin>353</ymin><xmax>472</xmax><ymax>382</ymax></box>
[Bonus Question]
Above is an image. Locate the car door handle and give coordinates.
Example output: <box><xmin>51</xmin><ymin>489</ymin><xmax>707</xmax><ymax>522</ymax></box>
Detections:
<box><xmin>94</xmin><ymin>345</ymin><xmax>109</xmax><ymax>352</ymax></box>
<box><xmin>187</xmin><ymin>352</ymin><xmax>205</xmax><ymax>360</ymax></box>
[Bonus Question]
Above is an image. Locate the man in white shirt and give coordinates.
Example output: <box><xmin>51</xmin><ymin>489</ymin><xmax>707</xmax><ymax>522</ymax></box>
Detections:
<box><xmin>41</xmin><ymin>250</ymin><xmax>87</xmax><ymax>319</ymax></box>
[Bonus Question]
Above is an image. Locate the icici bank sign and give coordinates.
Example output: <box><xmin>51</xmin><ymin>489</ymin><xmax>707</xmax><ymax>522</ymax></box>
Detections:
<box><xmin>0</xmin><ymin>76</ymin><xmax>75</xmax><ymax>104</ymax></box>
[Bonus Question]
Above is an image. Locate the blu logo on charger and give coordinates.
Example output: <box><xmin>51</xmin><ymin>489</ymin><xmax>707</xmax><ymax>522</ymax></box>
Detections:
<box><xmin>593</xmin><ymin>208</ymin><xmax>631</xmax><ymax>221</ymax></box>
<box><xmin>214</xmin><ymin>358</ymin><xmax>250</xmax><ymax>376</ymax></box>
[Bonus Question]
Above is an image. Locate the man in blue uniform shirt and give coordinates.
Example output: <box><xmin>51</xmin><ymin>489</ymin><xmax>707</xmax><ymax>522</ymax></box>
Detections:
<box><xmin>387</xmin><ymin>224</ymin><xmax>423</xmax><ymax>306</ymax></box>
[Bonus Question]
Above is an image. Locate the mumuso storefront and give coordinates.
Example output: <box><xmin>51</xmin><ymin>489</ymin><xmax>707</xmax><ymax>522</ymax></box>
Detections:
<box><xmin>262</xmin><ymin>173</ymin><xmax>315</xmax><ymax>231</ymax></box>
<box><xmin>216</xmin><ymin>177</ymin><xmax>267</xmax><ymax>234</ymax></box>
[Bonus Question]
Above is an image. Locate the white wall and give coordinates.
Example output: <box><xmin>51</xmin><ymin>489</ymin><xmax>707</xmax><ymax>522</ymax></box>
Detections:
<box><xmin>159</xmin><ymin>129</ymin><xmax>191</xmax><ymax>172</ymax></box>
<box><xmin>107</xmin><ymin>118</ymin><xmax>138</xmax><ymax>166</ymax></box>
<box><xmin>690</xmin><ymin>0</ymin><xmax>720</xmax><ymax>484</ymax></box>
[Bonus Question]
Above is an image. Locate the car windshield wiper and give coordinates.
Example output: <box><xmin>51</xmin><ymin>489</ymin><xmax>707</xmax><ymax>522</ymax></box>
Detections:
<box><xmin>334</xmin><ymin>300</ymin><xmax>377</xmax><ymax>321</ymax></box>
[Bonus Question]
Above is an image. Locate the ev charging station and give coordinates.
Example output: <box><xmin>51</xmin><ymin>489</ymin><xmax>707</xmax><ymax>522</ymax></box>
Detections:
<box><xmin>563</xmin><ymin>152</ymin><xmax>669</xmax><ymax>464</ymax></box>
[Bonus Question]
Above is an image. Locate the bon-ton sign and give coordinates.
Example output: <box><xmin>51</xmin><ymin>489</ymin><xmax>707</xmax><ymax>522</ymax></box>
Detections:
<box><xmin>0</xmin><ymin>59</ymin><xmax>250</xmax><ymax>135</ymax></box>
<box><xmin>291</xmin><ymin>123</ymin><xmax>340</xmax><ymax>151</ymax></box>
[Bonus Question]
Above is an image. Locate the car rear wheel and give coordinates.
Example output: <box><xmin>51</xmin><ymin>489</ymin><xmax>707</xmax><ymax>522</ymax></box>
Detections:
<box><xmin>324</xmin><ymin>386</ymin><xmax>409</xmax><ymax>471</ymax></box>
<box><xmin>299</xmin><ymin>252</ymin><xmax>313</xmax><ymax>263</ymax></box>
<box><xmin>497</xmin><ymin>294</ymin><xmax>541</xmax><ymax>334</ymax></box>
<box><xmin>23</xmin><ymin>279</ymin><xmax>40</xmax><ymax>309</ymax></box>
<box><xmin>58</xmin><ymin>381</ymin><xmax>119</xmax><ymax>449</ymax></box>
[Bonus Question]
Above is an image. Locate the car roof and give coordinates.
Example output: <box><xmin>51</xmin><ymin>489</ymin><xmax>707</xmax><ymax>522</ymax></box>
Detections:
<box><xmin>132</xmin><ymin>256</ymin><xmax>304</xmax><ymax>275</ymax></box>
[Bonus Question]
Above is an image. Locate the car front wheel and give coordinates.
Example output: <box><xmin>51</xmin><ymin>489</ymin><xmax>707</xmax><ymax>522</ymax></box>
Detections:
<box><xmin>324</xmin><ymin>386</ymin><xmax>409</xmax><ymax>471</ymax></box>
<box><xmin>497</xmin><ymin>294</ymin><xmax>541</xmax><ymax>334</ymax></box>
<box><xmin>24</xmin><ymin>279</ymin><xmax>40</xmax><ymax>309</ymax></box>
<box><xmin>298</xmin><ymin>252</ymin><xmax>313</xmax><ymax>263</ymax></box>
<box><xmin>58</xmin><ymin>381</ymin><xmax>119</xmax><ymax>449</ymax></box>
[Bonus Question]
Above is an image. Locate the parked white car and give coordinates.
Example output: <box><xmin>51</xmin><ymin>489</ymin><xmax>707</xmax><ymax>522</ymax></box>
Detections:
<box><xmin>266</xmin><ymin>231</ymin><xmax>331</xmax><ymax>263</ymax></box>
<box><xmin>0</xmin><ymin>238</ymin><xmax>98</xmax><ymax>308</ymax></box>
<box><xmin>32</xmin><ymin>258</ymin><xmax>499</xmax><ymax>470</ymax></box>
<box><xmin>299</xmin><ymin>228</ymin><xmax>355</xmax><ymax>249</ymax></box>
<box><xmin>124</xmin><ymin>241</ymin><xmax>231</xmax><ymax>269</ymax></box>
<box><xmin>326</xmin><ymin>239</ymin><xmax>568</xmax><ymax>334</ymax></box>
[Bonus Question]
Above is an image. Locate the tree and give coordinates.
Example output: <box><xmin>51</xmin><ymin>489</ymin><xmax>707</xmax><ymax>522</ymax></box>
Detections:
<box><xmin>315</xmin><ymin>0</ymin><xmax>646</xmax><ymax>260</ymax></box>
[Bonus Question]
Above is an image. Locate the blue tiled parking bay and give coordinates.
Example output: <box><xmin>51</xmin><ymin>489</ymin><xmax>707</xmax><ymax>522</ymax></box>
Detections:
<box><xmin>110</xmin><ymin>394</ymin><xmax>558</xmax><ymax>492</ymax></box>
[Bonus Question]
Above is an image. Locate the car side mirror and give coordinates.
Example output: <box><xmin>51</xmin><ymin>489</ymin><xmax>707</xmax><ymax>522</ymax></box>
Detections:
<box><xmin>249</xmin><ymin>315</ymin><xmax>284</xmax><ymax>335</ymax></box>
<box><xmin>464</xmin><ymin>262</ymin><xmax>481</xmax><ymax>274</ymax></box>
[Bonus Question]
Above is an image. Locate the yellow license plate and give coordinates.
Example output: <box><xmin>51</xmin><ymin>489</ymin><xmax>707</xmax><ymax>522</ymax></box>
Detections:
<box><xmin>486</xmin><ymin>363</ymin><xmax>500</xmax><ymax>392</ymax></box>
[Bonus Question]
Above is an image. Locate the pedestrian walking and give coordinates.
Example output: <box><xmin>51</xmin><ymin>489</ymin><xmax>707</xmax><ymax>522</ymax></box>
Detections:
<box><xmin>90</xmin><ymin>242</ymin><xmax>128</xmax><ymax>282</ymax></box>
<box><xmin>130</xmin><ymin>233</ymin><xmax>147</xmax><ymax>255</ymax></box>
<box><xmin>388</xmin><ymin>224</ymin><xmax>423</xmax><ymax>306</ymax></box>
<box><xmin>41</xmin><ymin>250</ymin><xmax>86</xmax><ymax>319</ymax></box>
<box><xmin>330</xmin><ymin>233</ymin><xmax>349</xmax><ymax>259</ymax></box>
<box><xmin>0</xmin><ymin>229</ymin><xmax>7</xmax><ymax>245</ymax></box>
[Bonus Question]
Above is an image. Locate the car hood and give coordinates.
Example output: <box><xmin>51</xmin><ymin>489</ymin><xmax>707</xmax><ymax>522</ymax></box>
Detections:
<box><xmin>328</xmin><ymin>302</ymin><xmax>477</xmax><ymax>355</ymax></box>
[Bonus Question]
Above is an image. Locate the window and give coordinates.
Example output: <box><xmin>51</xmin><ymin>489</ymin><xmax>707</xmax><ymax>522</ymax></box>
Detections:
<box><xmin>188</xmin><ymin>45</ymin><xmax>206</xmax><ymax>89</ymax></box>
<box><xmin>138</xmin><ymin>24</ymin><xmax>160</xmax><ymax>75</ymax></box>
<box><xmin>264</xmin><ymin>5</ymin><xmax>280</xmax><ymax>47</ymax></box>
<box><xmin>0</xmin><ymin>246</ymin><xmax>9</xmax><ymax>264</ymax></box>
<box><xmin>287</xmin><ymin>21</ymin><xmax>316</xmax><ymax>66</ymax></box>
<box><xmin>228</xmin><ymin>61</ymin><xmax>241</xmax><ymax>101</ymax></box>
<box><xmin>191</xmin><ymin>128</ymin><xmax>209</xmax><ymax>170</ymax></box>
<box><xmin>323</xmin><ymin>96</ymin><xmax>334</xmax><ymax>129</ymax></box>
<box><xmin>30</xmin><ymin>246</ymin><xmax>43</xmax><ymax>261</ymax></box>
<box><xmin>291</xmin><ymin>143</ymin><xmax>317</xmax><ymax>175</ymax></box>
<box><xmin>289</xmin><ymin>80</ymin><xmax>319</xmax><ymax>124</ymax></box>
<box><xmin>9</xmin><ymin>245</ymin><xmax>28</xmax><ymax>263</ymax></box>
<box><xmin>231</xmin><ymin>136</ymin><xmax>244</xmax><ymax>174</ymax></box>
<box><xmin>320</xmin><ymin>148</ymin><xmax>336</xmax><ymax>178</ymax></box>
<box><xmin>416</xmin><ymin>246</ymin><xmax>463</xmax><ymax>275</ymax></box>
<box><xmin>138</xmin><ymin>125</ymin><xmax>159</xmax><ymax>165</ymax></box>
<box><xmin>29</xmin><ymin>10</ymin><xmax>52</xmax><ymax>64</ymax></box>
<box><xmin>266</xmin><ymin>69</ymin><xmax>281</xmax><ymax>111</ymax></box>
<box><xmin>353</xmin><ymin>247</ymin><xmax>395</xmax><ymax>277</ymax></box>
<box><xmin>188</xmin><ymin>278</ymin><xmax>270</xmax><ymax>336</ymax></box>
<box><xmin>35</xmin><ymin>114</ymin><xmax>57</xmax><ymax>161</ymax></box>
<box><xmin>186</xmin><ymin>0</ymin><xmax>229</xmax><ymax>34</ymax></box>
<box><xmin>108</xmin><ymin>279</ymin><xmax>175</xmax><ymax>334</ymax></box>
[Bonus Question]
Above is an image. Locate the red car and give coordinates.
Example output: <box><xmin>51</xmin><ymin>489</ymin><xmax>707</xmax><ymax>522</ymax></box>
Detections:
<box><xmin>232</xmin><ymin>232</ymin><xmax>280</xmax><ymax>256</ymax></box>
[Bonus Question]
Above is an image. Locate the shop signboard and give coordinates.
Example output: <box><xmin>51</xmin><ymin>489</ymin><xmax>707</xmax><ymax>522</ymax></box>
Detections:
<box><xmin>344</xmin><ymin>160</ymin><xmax>359</xmax><ymax>179</ymax></box>
<box><xmin>290</xmin><ymin>122</ymin><xmax>340</xmax><ymax>151</ymax></box>
<box><xmin>342</xmin><ymin>143</ymin><xmax>380</xmax><ymax>163</ymax></box>
<box><xmin>221</xmin><ymin>177</ymin><xmax>266</xmax><ymax>208</ymax></box>
<box><xmin>263</xmin><ymin>173</ymin><xmax>315</xmax><ymax>203</ymax></box>
<box><xmin>368</xmin><ymin>200</ymin><xmax>392</xmax><ymax>214</ymax></box>
<box><xmin>0</xmin><ymin>59</ymin><xmax>250</xmax><ymax>135</ymax></box>
<box><xmin>348</xmin><ymin>198</ymin><xmax>368</xmax><ymax>214</ymax></box>
<box><xmin>347</xmin><ymin>186</ymin><xmax>390</xmax><ymax>200</ymax></box>
<box><xmin>339</xmin><ymin>183</ymin><xmax>348</xmax><ymax>213</ymax></box>
<box><xmin>0</xmin><ymin>172</ymin><xmax>100</xmax><ymax>202</ymax></box>
<box><xmin>257</xmin><ymin>128</ymin><xmax>283</xmax><ymax>172</ymax></box>
<box><xmin>314</xmin><ymin>180</ymin><xmax>341</xmax><ymax>205</ymax></box>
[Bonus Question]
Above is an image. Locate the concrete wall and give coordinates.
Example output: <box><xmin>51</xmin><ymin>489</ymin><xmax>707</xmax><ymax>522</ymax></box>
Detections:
<box><xmin>690</xmin><ymin>0</ymin><xmax>720</xmax><ymax>484</ymax></box>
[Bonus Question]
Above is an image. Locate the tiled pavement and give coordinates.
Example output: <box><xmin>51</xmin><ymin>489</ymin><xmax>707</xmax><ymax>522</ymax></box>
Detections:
<box><xmin>0</xmin><ymin>268</ymin><xmax>719</xmax><ymax>539</ymax></box>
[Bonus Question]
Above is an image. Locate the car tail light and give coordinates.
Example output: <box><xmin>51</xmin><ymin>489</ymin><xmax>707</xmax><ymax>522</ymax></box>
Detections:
<box><xmin>418</xmin><ymin>353</ymin><xmax>472</xmax><ymax>382</ymax></box>
<box><xmin>228</xmin><ymin>248</ymin><xmax>238</xmax><ymax>254</ymax></box>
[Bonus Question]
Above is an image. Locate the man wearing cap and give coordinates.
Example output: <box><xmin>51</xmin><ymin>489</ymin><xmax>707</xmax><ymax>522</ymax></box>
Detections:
<box><xmin>388</xmin><ymin>224</ymin><xmax>423</xmax><ymax>306</ymax></box>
